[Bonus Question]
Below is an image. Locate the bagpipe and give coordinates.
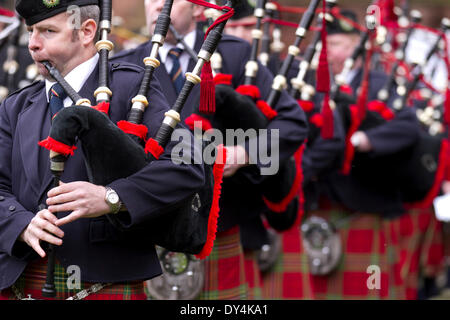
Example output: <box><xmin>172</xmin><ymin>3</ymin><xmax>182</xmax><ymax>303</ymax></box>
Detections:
<box><xmin>37</xmin><ymin>0</ymin><xmax>236</xmax><ymax>298</ymax></box>
<box><xmin>291</xmin><ymin>0</ymin><xmax>339</xmax><ymax>146</ymax></box>
<box><xmin>333</xmin><ymin>4</ymin><xmax>450</xmax><ymax>208</ymax></box>
<box><xmin>184</xmin><ymin>0</ymin><xmax>321</xmax><ymax>233</ymax></box>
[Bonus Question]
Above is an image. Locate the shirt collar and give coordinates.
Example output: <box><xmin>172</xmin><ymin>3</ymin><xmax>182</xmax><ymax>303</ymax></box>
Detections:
<box><xmin>160</xmin><ymin>29</ymin><xmax>197</xmax><ymax>63</ymax></box>
<box><xmin>45</xmin><ymin>53</ymin><xmax>99</xmax><ymax>103</ymax></box>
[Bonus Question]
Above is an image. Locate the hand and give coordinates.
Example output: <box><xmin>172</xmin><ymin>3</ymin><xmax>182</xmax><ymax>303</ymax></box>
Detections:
<box><xmin>442</xmin><ymin>180</ymin><xmax>450</xmax><ymax>194</ymax></box>
<box><xmin>350</xmin><ymin>131</ymin><xmax>373</xmax><ymax>152</ymax></box>
<box><xmin>19</xmin><ymin>209</ymin><xmax>64</xmax><ymax>258</ymax></box>
<box><xmin>46</xmin><ymin>181</ymin><xmax>110</xmax><ymax>227</ymax></box>
<box><xmin>223</xmin><ymin>145</ymin><xmax>249</xmax><ymax>177</ymax></box>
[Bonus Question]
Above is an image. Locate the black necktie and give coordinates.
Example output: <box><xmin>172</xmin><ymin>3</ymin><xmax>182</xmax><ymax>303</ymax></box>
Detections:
<box><xmin>48</xmin><ymin>83</ymin><xmax>67</xmax><ymax>119</ymax></box>
<box><xmin>167</xmin><ymin>47</ymin><xmax>184</xmax><ymax>94</ymax></box>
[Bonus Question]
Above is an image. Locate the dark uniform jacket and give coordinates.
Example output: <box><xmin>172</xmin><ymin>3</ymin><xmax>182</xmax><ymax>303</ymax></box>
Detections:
<box><xmin>323</xmin><ymin>69</ymin><xmax>420</xmax><ymax>217</ymax></box>
<box><xmin>112</xmin><ymin>32</ymin><xmax>308</xmax><ymax>235</ymax></box>
<box><xmin>0</xmin><ymin>60</ymin><xmax>205</xmax><ymax>290</ymax></box>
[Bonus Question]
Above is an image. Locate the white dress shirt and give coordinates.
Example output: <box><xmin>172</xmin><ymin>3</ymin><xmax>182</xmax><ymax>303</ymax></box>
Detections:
<box><xmin>45</xmin><ymin>53</ymin><xmax>99</xmax><ymax>107</ymax></box>
<box><xmin>159</xmin><ymin>29</ymin><xmax>197</xmax><ymax>75</ymax></box>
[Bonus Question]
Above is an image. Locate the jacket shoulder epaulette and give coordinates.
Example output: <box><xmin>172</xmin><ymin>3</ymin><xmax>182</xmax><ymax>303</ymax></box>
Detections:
<box><xmin>110</xmin><ymin>61</ymin><xmax>144</xmax><ymax>73</ymax></box>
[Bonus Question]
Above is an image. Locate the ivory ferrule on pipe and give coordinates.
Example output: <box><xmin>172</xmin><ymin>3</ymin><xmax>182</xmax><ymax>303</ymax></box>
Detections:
<box><xmin>245</xmin><ymin>60</ymin><xmax>259</xmax><ymax>78</ymax></box>
<box><xmin>163</xmin><ymin>110</ymin><xmax>181</xmax><ymax>128</ymax></box>
<box><xmin>198</xmin><ymin>49</ymin><xmax>212</xmax><ymax>63</ymax></box>
<box><xmin>288</xmin><ymin>45</ymin><xmax>300</xmax><ymax>57</ymax></box>
<box><xmin>152</xmin><ymin>34</ymin><xmax>165</xmax><ymax>46</ymax></box>
<box><xmin>254</xmin><ymin>8</ymin><xmax>265</xmax><ymax>18</ymax></box>
<box><xmin>251</xmin><ymin>29</ymin><xmax>263</xmax><ymax>40</ymax></box>
<box><xmin>272</xmin><ymin>75</ymin><xmax>287</xmax><ymax>91</ymax></box>
<box><xmin>144</xmin><ymin>57</ymin><xmax>161</xmax><ymax>68</ymax></box>
<box><xmin>95</xmin><ymin>39</ymin><xmax>114</xmax><ymax>52</ymax></box>
<box><xmin>132</xmin><ymin>95</ymin><xmax>149</xmax><ymax>109</ymax></box>
<box><xmin>185</xmin><ymin>72</ymin><xmax>202</xmax><ymax>85</ymax></box>
<box><xmin>296</xmin><ymin>27</ymin><xmax>306</xmax><ymax>38</ymax></box>
<box><xmin>76</xmin><ymin>99</ymin><xmax>91</xmax><ymax>106</ymax></box>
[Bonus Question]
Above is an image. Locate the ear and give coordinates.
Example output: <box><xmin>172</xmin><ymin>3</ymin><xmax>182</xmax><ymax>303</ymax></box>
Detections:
<box><xmin>193</xmin><ymin>5</ymin><xmax>205</xmax><ymax>21</ymax></box>
<box><xmin>80</xmin><ymin>19</ymin><xmax>97</xmax><ymax>47</ymax></box>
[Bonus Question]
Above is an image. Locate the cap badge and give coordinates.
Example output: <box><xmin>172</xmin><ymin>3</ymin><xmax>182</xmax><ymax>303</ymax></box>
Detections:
<box><xmin>43</xmin><ymin>0</ymin><xmax>60</xmax><ymax>8</ymax></box>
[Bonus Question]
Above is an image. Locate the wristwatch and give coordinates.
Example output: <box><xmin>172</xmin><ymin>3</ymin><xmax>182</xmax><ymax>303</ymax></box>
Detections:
<box><xmin>105</xmin><ymin>187</ymin><xmax>122</xmax><ymax>214</ymax></box>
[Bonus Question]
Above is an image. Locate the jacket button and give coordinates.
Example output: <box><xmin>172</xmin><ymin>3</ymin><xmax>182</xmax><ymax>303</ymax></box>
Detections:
<box><xmin>9</xmin><ymin>205</ymin><xmax>15</xmax><ymax>211</ymax></box>
<box><xmin>0</xmin><ymin>196</ymin><xmax>4</xmax><ymax>201</ymax></box>
<box><xmin>112</xmin><ymin>63</ymin><xmax>120</xmax><ymax>68</ymax></box>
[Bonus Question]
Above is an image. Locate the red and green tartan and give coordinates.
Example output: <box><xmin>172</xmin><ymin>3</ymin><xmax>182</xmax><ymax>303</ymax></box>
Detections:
<box><xmin>393</xmin><ymin>206</ymin><xmax>443</xmax><ymax>299</ymax></box>
<box><xmin>419</xmin><ymin>208</ymin><xmax>445</xmax><ymax>279</ymax></box>
<box><xmin>307</xmin><ymin>199</ymin><xmax>405</xmax><ymax>300</ymax></box>
<box><xmin>198</xmin><ymin>226</ymin><xmax>248</xmax><ymax>300</ymax></box>
<box><xmin>243</xmin><ymin>249</ymin><xmax>263</xmax><ymax>299</ymax></box>
<box><xmin>0</xmin><ymin>257</ymin><xmax>146</xmax><ymax>300</ymax></box>
<box><xmin>260</xmin><ymin>226</ymin><xmax>314</xmax><ymax>299</ymax></box>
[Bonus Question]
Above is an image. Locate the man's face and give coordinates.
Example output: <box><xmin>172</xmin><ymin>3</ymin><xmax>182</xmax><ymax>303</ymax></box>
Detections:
<box><xmin>326</xmin><ymin>33</ymin><xmax>359</xmax><ymax>75</ymax></box>
<box><xmin>145</xmin><ymin>0</ymin><xmax>200</xmax><ymax>44</ymax></box>
<box><xmin>27</xmin><ymin>12</ymin><xmax>90</xmax><ymax>79</ymax></box>
<box><xmin>224</xmin><ymin>16</ymin><xmax>257</xmax><ymax>44</ymax></box>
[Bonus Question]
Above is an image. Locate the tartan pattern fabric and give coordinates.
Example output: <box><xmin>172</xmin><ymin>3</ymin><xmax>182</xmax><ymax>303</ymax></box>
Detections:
<box><xmin>306</xmin><ymin>200</ymin><xmax>404</xmax><ymax>300</ymax></box>
<box><xmin>390</xmin><ymin>206</ymin><xmax>445</xmax><ymax>300</ymax></box>
<box><xmin>198</xmin><ymin>226</ymin><xmax>248</xmax><ymax>300</ymax></box>
<box><xmin>0</xmin><ymin>257</ymin><xmax>146</xmax><ymax>300</ymax></box>
<box><xmin>243</xmin><ymin>249</ymin><xmax>263</xmax><ymax>299</ymax></box>
<box><xmin>260</xmin><ymin>226</ymin><xmax>314</xmax><ymax>300</ymax></box>
<box><xmin>419</xmin><ymin>208</ymin><xmax>445</xmax><ymax>279</ymax></box>
<box><xmin>167</xmin><ymin>47</ymin><xmax>184</xmax><ymax>94</ymax></box>
<box><xmin>394</xmin><ymin>207</ymin><xmax>434</xmax><ymax>299</ymax></box>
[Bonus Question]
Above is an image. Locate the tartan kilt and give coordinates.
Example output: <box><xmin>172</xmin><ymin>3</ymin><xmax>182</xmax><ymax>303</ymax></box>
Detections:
<box><xmin>419</xmin><ymin>208</ymin><xmax>445</xmax><ymax>279</ymax></box>
<box><xmin>0</xmin><ymin>257</ymin><xmax>146</xmax><ymax>300</ymax></box>
<box><xmin>198</xmin><ymin>226</ymin><xmax>248</xmax><ymax>300</ymax></box>
<box><xmin>260</xmin><ymin>225</ymin><xmax>314</xmax><ymax>300</ymax></box>
<box><xmin>306</xmin><ymin>199</ymin><xmax>404</xmax><ymax>300</ymax></box>
<box><xmin>243</xmin><ymin>249</ymin><xmax>263</xmax><ymax>300</ymax></box>
<box><xmin>394</xmin><ymin>206</ymin><xmax>445</xmax><ymax>299</ymax></box>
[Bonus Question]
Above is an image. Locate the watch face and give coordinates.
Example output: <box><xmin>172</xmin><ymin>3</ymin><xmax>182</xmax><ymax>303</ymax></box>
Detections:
<box><xmin>108</xmin><ymin>192</ymin><xmax>119</xmax><ymax>204</ymax></box>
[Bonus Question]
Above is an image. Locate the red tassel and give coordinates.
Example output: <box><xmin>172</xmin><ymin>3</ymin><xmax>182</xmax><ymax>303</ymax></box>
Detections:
<box><xmin>316</xmin><ymin>0</ymin><xmax>330</xmax><ymax>93</ymax></box>
<box><xmin>235</xmin><ymin>84</ymin><xmax>261</xmax><ymax>100</ymax></box>
<box><xmin>445</xmin><ymin>154</ymin><xmax>450</xmax><ymax>181</ymax></box>
<box><xmin>444</xmin><ymin>87</ymin><xmax>450</xmax><ymax>126</ymax></box>
<box><xmin>92</xmin><ymin>102</ymin><xmax>110</xmax><ymax>114</ymax></box>
<box><xmin>117</xmin><ymin>120</ymin><xmax>148</xmax><ymax>141</ymax></box>
<box><xmin>405</xmin><ymin>140</ymin><xmax>450</xmax><ymax>209</ymax></box>
<box><xmin>256</xmin><ymin>100</ymin><xmax>278</xmax><ymax>120</ymax></box>
<box><xmin>199</xmin><ymin>61</ymin><xmax>216</xmax><ymax>114</ymax></box>
<box><xmin>340</xmin><ymin>105</ymin><xmax>360</xmax><ymax>175</ymax></box>
<box><xmin>262</xmin><ymin>145</ymin><xmax>305</xmax><ymax>219</ymax></box>
<box><xmin>293</xmin><ymin>144</ymin><xmax>306</xmax><ymax>229</ymax></box>
<box><xmin>184</xmin><ymin>114</ymin><xmax>213</xmax><ymax>132</ymax></box>
<box><xmin>320</xmin><ymin>94</ymin><xmax>333</xmax><ymax>139</ymax></box>
<box><xmin>297</xmin><ymin>100</ymin><xmax>315</xmax><ymax>113</ymax></box>
<box><xmin>144</xmin><ymin>138</ymin><xmax>164</xmax><ymax>159</ymax></box>
<box><xmin>38</xmin><ymin>136</ymin><xmax>77</xmax><ymax>156</ymax></box>
<box><xmin>195</xmin><ymin>144</ymin><xmax>227</xmax><ymax>260</ymax></box>
<box><xmin>213</xmin><ymin>73</ymin><xmax>233</xmax><ymax>86</ymax></box>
